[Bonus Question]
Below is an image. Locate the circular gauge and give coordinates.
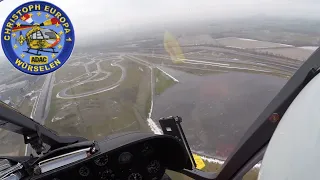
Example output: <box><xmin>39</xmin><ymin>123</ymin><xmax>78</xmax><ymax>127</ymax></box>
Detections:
<box><xmin>94</xmin><ymin>154</ymin><xmax>109</xmax><ymax>166</ymax></box>
<box><xmin>100</xmin><ymin>169</ymin><xmax>114</xmax><ymax>180</ymax></box>
<box><xmin>79</xmin><ymin>166</ymin><xmax>90</xmax><ymax>177</ymax></box>
<box><xmin>118</xmin><ymin>152</ymin><xmax>133</xmax><ymax>164</ymax></box>
<box><xmin>147</xmin><ymin>160</ymin><xmax>161</xmax><ymax>174</ymax></box>
<box><xmin>128</xmin><ymin>173</ymin><xmax>142</xmax><ymax>180</ymax></box>
<box><xmin>141</xmin><ymin>143</ymin><xmax>154</xmax><ymax>156</ymax></box>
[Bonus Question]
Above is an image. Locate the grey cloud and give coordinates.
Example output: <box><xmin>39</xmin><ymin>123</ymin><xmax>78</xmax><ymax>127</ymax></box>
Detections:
<box><xmin>0</xmin><ymin>0</ymin><xmax>319</xmax><ymax>46</ymax></box>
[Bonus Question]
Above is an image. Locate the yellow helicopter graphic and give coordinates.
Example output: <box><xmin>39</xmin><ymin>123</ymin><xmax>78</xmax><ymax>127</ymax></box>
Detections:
<box><xmin>13</xmin><ymin>16</ymin><xmax>61</xmax><ymax>56</ymax></box>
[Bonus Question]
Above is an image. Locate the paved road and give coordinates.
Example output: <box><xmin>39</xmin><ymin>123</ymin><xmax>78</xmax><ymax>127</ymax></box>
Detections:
<box><xmin>30</xmin><ymin>73</ymin><xmax>54</xmax><ymax>124</ymax></box>
<box><xmin>133</xmin><ymin>52</ymin><xmax>299</xmax><ymax>74</ymax></box>
<box><xmin>26</xmin><ymin>73</ymin><xmax>54</xmax><ymax>156</ymax></box>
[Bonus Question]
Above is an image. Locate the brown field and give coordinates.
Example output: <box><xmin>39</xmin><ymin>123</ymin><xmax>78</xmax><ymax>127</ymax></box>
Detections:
<box><xmin>256</xmin><ymin>47</ymin><xmax>314</xmax><ymax>61</ymax></box>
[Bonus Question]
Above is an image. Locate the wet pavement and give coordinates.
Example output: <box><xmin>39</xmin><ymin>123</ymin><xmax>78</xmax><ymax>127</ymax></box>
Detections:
<box><xmin>152</xmin><ymin>67</ymin><xmax>287</xmax><ymax>159</ymax></box>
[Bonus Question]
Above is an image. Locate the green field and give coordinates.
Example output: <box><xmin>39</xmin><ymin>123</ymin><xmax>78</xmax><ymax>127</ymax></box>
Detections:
<box><xmin>90</xmin><ymin>72</ymin><xmax>109</xmax><ymax>81</ymax></box>
<box><xmin>45</xmin><ymin>59</ymin><xmax>153</xmax><ymax>140</ymax></box>
<box><xmin>65</xmin><ymin>67</ymin><xmax>121</xmax><ymax>95</ymax></box>
<box><xmin>154</xmin><ymin>68</ymin><xmax>177</xmax><ymax>95</ymax></box>
<box><xmin>18</xmin><ymin>97</ymin><xmax>35</xmax><ymax>117</ymax></box>
<box><xmin>16</xmin><ymin>76</ymin><xmax>46</xmax><ymax>117</ymax></box>
<box><xmin>88</xmin><ymin>62</ymin><xmax>98</xmax><ymax>72</ymax></box>
<box><xmin>55</xmin><ymin>64</ymin><xmax>87</xmax><ymax>84</ymax></box>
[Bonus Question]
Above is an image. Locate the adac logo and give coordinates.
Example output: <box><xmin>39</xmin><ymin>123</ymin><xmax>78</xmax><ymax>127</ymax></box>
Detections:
<box><xmin>1</xmin><ymin>1</ymin><xmax>75</xmax><ymax>75</ymax></box>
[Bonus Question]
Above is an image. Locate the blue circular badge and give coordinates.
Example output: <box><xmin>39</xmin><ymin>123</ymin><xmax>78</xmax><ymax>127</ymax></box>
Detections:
<box><xmin>1</xmin><ymin>1</ymin><xmax>75</xmax><ymax>75</ymax></box>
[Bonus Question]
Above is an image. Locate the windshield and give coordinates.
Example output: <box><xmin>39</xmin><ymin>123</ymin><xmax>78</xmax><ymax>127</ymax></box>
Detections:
<box><xmin>0</xmin><ymin>0</ymin><xmax>319</xmax><ymax>179</ymax></box>
<box><xmin>259</xmin><ymin>65</ymin><xmax>320</xmax><ymax>180</ymax></box>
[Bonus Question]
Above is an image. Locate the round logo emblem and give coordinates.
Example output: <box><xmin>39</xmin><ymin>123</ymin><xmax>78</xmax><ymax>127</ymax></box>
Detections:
<box><xmin>1</xmin><ymin>1</ymin><xmax>75</xmax><ymax>75</ymax></box>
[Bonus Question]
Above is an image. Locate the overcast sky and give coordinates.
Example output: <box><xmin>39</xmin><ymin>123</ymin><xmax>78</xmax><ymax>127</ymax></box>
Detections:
<box><xmin>0</xmin><ymin>0</ymin><xmax>320</xmax><ymax>54</ymax></box>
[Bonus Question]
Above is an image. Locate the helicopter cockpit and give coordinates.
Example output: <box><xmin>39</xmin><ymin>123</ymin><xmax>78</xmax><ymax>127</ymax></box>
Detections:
<box><xmin>1</xmin><ymin>0</ymin><xmax>320</xmax><ymax>179</ymax></box>
<box><xmin>0</xmin><ymin>46</ymin><xmax>320</xmax><ymax>179</ymax></box>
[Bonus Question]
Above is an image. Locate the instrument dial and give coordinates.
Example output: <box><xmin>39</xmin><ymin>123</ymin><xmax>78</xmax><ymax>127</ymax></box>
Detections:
<box><xmin>100</xmin><ymin>169</ymin><xmax>115</xmax><ymax>180</ymax></box>
<box><xmin>147</xmin><ymin>160</ymin><xmax>160</xmax><ymax>174</ymax></box>
<box><xmin>79</xmin><ymin>166</ymin><xmax>90</xmax><ymax>177</ymax></box>
<box><xmin>128</xmin><ymin>173</ymin><xmax>142</xmax><ymax>180</ymax></box>
<box><xmin>141</xmin><ymin>143</ymin><xmax>154</xmax><ymax>156</ymax></box>
<box><xmin>94</xmin><ymin>154</ymin><xmax>109</xmax><ymax>166</ymax></box>
<box><xmin>119</xmin><ymin>152</ymin><xmax>133</xmax><ymax>164</ymax></box>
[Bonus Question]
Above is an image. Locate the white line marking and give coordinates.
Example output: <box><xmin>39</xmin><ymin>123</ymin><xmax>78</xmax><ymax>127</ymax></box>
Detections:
<box><xmin>156</xmin><ymin>67</ymin><xmax>179</xmax><ymax>82</ymax></box>
<box><xmin>185</xmin><ymin>59</ymin><xmax>230</xmax><ymax>66</ymax></box>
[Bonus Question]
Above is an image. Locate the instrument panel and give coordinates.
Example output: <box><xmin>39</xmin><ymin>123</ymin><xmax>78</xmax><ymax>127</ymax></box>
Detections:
<box><xmin>34</xmin><ymin>140</ymin><xmax>168</xmax><ymax>180</ymax></box>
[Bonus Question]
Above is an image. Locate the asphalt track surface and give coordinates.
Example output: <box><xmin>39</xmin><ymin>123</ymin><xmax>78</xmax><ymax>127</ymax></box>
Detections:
<box><xmin>56</xmin><ymin>57</ymin><xmax>126</xmax><ymax>99</ymax></box>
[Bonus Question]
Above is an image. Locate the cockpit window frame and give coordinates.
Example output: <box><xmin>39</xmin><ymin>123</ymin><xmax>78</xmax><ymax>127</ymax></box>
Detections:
<box><xmin>0</xmin><ymin>101</ymin><xmax>87</xmax><ymax>150</ymax></box>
